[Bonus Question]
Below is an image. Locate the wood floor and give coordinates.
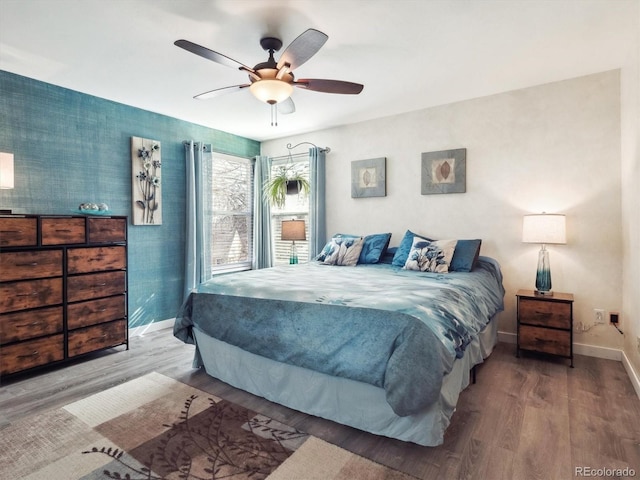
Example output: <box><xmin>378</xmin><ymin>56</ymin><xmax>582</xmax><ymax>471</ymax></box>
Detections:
<box><xmin>1</xmin><ymin>328</ymin><xmax>639</xmax><ymax>480</ymax></box>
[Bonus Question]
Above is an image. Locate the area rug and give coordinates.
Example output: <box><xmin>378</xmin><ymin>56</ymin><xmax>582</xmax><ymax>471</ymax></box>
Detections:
<box><xmin>1</xmin><ymin>372</ymin><xmax>416</xmax><ymax>479</ymax></box>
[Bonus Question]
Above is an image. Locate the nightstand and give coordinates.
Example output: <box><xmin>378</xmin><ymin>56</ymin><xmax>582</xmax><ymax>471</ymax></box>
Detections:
<box><xmin>516</xmin><ymin>289</ymin><xmax>574</xmax><ymax>367</ymax></box>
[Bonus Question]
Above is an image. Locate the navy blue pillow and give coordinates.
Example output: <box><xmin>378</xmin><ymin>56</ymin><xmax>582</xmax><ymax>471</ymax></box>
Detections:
<box><xmin>336</xmin><ymin>232</ymin><xmax>392</xmax><ymax>264</ymax></box>
<box><xmin>450</xmin><ymin>239</ymin><xmax>482</xmax><ymax>272</ymax></box>
<box><xmin>391</xmin><ymin>230</ymin><xmax>433</xmax><ymax>267</ymax></box>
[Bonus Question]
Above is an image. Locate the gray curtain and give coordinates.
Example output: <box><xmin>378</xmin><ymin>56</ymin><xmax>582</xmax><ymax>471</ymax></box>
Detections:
<box><xmin>309</xmin><ymin>147</ymin><xmax>327</xmax><ymax>258</ymax></box>
<box><xmin>252</xmin><ymin>155</ymin><xmax>273</xmax><ymax>269</ymax></box>
<box><xmin>183</xmin><ymin>141</ymin><xmax>211</xmax><ymax>301</ymax></box>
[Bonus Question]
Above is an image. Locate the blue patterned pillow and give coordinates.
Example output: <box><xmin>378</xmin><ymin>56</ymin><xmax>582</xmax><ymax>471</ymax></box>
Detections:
<box><xmin>404</xmin><ymin>237</ymin><xmax>457</xmax><ymax>273</ymax></box>
<box><xmin>336</xmin><ymin>232</ymin><xmax>391</xmax><ymax>264</ymax></box>
<box><xmin>321</xmin><ymin>236</ymin><xmax>364</xmax><ymax>266</ymax></box>
<box><xmin>391</xmin><ymin>229</ymin><xmax>433</xmax><ymax>267</ymax></box>
<box><xmin>450</xmin><ymin>239</ymin><xmax>482</xmax><ymax>272</ymax></box>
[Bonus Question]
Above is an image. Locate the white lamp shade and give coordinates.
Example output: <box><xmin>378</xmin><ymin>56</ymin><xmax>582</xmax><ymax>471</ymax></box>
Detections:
<box><xmin>0</xmin><ymin>152</ymin><xmax>14</xmax><ymax>189</ymax></box>
<box><xmin>522</xmin><ymin>214</ymin><xmax>566</xmax><ymax>244</ymax></box>
<box><xmin>281</xmin><ymin>219</ymin><xmax>306</xmax><ymax>241</ymax></box>
<box><xmin>250</xmin><ymin>79</ymin><xmax>293</xmax><ymax>104</ymax></box>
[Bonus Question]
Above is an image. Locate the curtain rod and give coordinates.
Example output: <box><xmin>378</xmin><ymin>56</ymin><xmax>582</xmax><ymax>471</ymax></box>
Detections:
<box><xmin>270</xmin><ymin>141</ymin><xmax>331</xmax><ymax>161</ymax></box>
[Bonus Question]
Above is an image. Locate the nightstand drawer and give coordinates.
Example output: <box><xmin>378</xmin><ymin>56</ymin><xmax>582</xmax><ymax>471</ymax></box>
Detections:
<box><xmin>519</xmin><ymin>297</ymin><xmax>571</xmax><ymax>329</ymax></box>
<box><xmin>519</xmin><ymin>324</ymin><xmax>571</xmax><ymax>357</ymax></box>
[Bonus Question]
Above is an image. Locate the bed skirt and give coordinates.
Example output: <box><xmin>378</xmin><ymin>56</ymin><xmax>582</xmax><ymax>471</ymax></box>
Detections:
<box><xmin>192</xmin><ymin>316</ymin><xmax>498</xmax><ymax>447</ymax></box>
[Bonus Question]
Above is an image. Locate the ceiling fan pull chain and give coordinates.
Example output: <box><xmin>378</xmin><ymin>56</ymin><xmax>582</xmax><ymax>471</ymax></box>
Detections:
<box><xmin>271</xmin><ymin>103</ymin><xmax>278</xmax><ymax>127</ymax></box>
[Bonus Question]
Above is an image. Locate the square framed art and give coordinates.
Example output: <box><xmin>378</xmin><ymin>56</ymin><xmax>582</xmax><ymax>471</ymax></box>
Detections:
<box><xmin>421</xmin><ymin>148</ymin><xmax>466</xmax><ymax>195</ymax></box>
<box><xmin>351</xmin><ymin>157</ymin><xmax>386</xmax><ymax>198</ymax></box>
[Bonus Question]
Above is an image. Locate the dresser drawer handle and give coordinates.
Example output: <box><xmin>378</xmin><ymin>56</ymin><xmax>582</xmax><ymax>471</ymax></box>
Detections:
<box><xmin>18</xmin><ymin>350</ymin><xmax>39</xmax><ymax>359</ymax></box>
<box><xmin>0</xmin><ymin>229</ymin><xmax>23</xmax><ymax>234</ymax></box>
<box><xmin>16</xmin><ymin>321</ymin><xmax>43</xmax><ymax>328</ymax></box>
<box><xmin>55</xmin><ymin>229</ymin><xmax>72</xmax><ymax>233</ymax></box>
<box><xmin>16</xmin><ymin>262</ymin><xmax>39</xmax><ymax>267</ymax></box>
<box><xmin>16</xmin><ymin>292</ymin><xmax>41</xmax><ymax>297</ymax></box>
<box><xmin>93</xmin><ymin>283</ymin><xmax>108</xmax><ymax>287</ymax></box>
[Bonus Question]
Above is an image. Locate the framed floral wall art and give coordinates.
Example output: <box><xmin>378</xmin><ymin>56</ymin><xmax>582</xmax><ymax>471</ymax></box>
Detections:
<box><xmin>131</xmin><ymin>136</ymin><xmax>162</xmax><ymax>225</ymax></box>
<box><xmin>421</xmin><ymin>148</ymin><xmax>466</xmax><ymax>195</ymax></box>
<box><xmin>351</xmin><ymin>157</ymin><xmax>386</xmax><ymax>198</ymax></box>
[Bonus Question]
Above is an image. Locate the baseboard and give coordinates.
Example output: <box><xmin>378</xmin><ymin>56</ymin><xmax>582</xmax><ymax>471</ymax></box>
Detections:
<box><xmin>498</xmin><ymin>330</ymin><xmax>640</xmax><ymax>399</ymax></box>
<box><xmin>129</xmin><ymin>317</ymin><xmax>174</xmax><ymax>337</ymax></box>
<box><xmin>622</xmin><ymin>351</ymin><xmax>640</xmax><ymax>399</ymax></box>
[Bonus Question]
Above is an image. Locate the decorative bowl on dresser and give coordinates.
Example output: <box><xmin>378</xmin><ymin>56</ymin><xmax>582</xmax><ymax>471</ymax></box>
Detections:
<box><xmin>0</xmin><ymin>214</ymin><xmax>128</xmax><ymax>379</ymax></box>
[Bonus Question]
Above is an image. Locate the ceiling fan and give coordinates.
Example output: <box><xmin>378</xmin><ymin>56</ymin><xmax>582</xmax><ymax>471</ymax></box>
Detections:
<box><xmin>174</xmin><ymin>28</ymin><xmax>364</xmax><ymax>125</ymax></box>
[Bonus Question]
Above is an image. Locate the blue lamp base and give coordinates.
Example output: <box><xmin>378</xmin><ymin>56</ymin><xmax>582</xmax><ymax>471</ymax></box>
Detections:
<box><xmin>535</xmin><ymin>245</ymin><xmax>553</xmax><ymax>295</ymax></box>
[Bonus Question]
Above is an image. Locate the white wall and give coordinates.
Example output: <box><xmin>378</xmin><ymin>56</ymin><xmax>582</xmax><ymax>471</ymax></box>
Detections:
<box><xmin>262</xmin><ymin>71</ymin><xmax>625</xmax><ymax>349</ymax></box>
<box><xmin>620</xmin><ymin>5</ymin><xmax>640</xmax><ymax>378</ymax></box>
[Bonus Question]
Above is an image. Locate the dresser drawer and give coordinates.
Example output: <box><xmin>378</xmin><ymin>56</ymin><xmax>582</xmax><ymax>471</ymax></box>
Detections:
<box><xmin>41</xmin><ymin>217</ymin><xmax>86</xmax><ymax>245</ymax></box>
<box><xmin>67</xmin><ymin>245</ymin><xmax>126</xmax><ymax>274</ymax></box>
<box><xmin>0</xmin><ymin>334</ymin><xmax>64</xmax><ymax>375</ymax></box>
<box><xmin>88</xmin><ymin>217</ymin><xmax>126</xmax><ymax>243</ymax></box>
<box><xmin>0</xmin><ymin>217</ymin><xmax>38</xmax><ymax>247</ymax></box>
<box><xmin>0</xmin><ymin>278</ymin><xmax>63</xmax><ymax>313</ymax></box>
<box><xmin>518</xmin><ymin>324</ymin><xmax>571</xmax><ymax>357</ymax></box>
<box><xmin>68</xmin><ymin>295</ymin><xmax>126</xmax><ymax>329</ymax></box>
<box><xmin>67</xmin><ymin>271</ymin><xmax>126</xmax><ymax>302</ymax></box>
<box><xmin>0</xmin><ymin>306</ymin><xmax>63</xmax><ymax>344</ymax></box>
<box><xmin>68</xmin><ymin>319</ymin><xmax>126</xmax><ymax>357</ymax></box>
<box><xmin>0</xmin><ymin>250</ymin><xmax>63</xmax><ymax>282</ymax></box>
<box><xmin>518</xmin><ymin>298</ymin><xmax>571</xmax><ymax>329</ymax></box>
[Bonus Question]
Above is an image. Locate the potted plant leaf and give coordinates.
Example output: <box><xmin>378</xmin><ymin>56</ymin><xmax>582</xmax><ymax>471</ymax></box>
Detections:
<box><xmin>264</xmin><ymin>165</ymin><xmax>310</xmax><ymax>208</ymax></box>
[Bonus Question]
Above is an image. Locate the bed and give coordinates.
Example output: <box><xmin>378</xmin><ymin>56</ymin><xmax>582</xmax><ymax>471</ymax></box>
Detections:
<box><xmin>174</xmin><ymin>232</ymin><xmax>505</xmax><ymax>446</ymax></box>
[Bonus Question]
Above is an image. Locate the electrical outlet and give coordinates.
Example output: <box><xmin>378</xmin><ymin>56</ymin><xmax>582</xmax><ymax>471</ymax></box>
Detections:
<box><xmin>610</xmin><ymin>312</ymin><xmax>620</xmax><ymax>324</ymax></box>
<box><xmin>594</xmin><ymin>309</ymin><xmax>605</xmax><ymax>324</ymax></box>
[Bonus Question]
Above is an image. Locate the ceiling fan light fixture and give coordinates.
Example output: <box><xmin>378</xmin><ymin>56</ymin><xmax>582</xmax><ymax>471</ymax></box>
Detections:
<box><xmin>250</xmin><ymin>79</ymin><xmax>293</xmax><ymax>104</ymax></box>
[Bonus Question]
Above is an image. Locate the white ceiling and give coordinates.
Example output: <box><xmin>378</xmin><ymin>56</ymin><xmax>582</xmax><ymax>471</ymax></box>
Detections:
<box><xmin>0</xmin><ymin>0</ymin><xmax>637</xmax><ymax>142</ymax></box>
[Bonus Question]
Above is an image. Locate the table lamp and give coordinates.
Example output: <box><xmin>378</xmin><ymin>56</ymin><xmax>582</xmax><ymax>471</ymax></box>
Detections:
<box><xmin>522</xmin><ymin>213</ymin><xmax>566</xmax><ymax>295</ymax></box>
<box><xmin>281</xmin><ymin>219</ymin><xmax>306</xmax><ymax>264</ymax></box>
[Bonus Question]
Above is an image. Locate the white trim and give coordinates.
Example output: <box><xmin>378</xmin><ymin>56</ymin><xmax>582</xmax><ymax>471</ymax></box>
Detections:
<box><xmin>498</xmin><ymin>331</ymin><xmax>517</xmax><ymax>344</ymax></box>
<box><xmin>622</xmin><ymin>351</ymin><xmax>640</xmax><ymax>399</ymax></box>
<box><xmin>498</xmin><ymin>329</ymin><xmax>640</xmax><ymax>400</ymax></box>
<box><xmin>129</xmin><ymin>318</ymin><xmax>174</xmax><ymax>337</ymax></box>
<box><xmin>573</xmin><ymin>342</ymin><xmax>622</xmax><ymax>361</ymax></box>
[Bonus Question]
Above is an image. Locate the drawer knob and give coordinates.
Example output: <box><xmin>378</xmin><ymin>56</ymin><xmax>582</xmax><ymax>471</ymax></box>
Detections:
<box><xmin>18</xmin><ymin>350</ymin><xmax>39</xmax><ymax>359</ymax></box>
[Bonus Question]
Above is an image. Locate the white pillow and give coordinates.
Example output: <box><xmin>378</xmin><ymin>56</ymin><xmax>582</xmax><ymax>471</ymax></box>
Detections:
<box><xmin>404</xmin><ymin>237</ymin><xmax>457</xmax><ymax>273</ymax></box>
<box><xmin>322</xmin><ymin>236</ymin><xmax>364</xmax><ymax>266</ymax></box>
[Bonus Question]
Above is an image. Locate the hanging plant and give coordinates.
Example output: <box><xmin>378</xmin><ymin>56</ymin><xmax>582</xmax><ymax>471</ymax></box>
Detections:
<box><xmin>263</xmin><ymin>166</ymin><xmax>310</xmax><ymax>208</ymax></box>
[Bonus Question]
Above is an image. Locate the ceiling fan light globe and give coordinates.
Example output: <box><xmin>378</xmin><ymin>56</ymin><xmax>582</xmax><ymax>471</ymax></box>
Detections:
<box><xmin>250</xmin><ymin>79</ymin><xmax>293</xmax><ymax>104</ymax></box>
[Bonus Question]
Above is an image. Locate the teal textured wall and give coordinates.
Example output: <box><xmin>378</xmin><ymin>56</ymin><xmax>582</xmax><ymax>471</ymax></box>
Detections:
<box><xmin>0</xmin><ymin>70</ymin><xmax>260</xmax><ymax>327</ymax></box>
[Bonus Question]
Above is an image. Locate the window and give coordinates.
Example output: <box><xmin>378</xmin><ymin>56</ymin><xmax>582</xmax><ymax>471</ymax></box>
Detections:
<box><xmin>203</xmin><ymin>153</ymin><xmax>253</xmax><ymax>276</ymax></box>
<box><xmin>270</xmin><ymin>158</ymin><xmax>310</xmax><ymax>266</ymax></box>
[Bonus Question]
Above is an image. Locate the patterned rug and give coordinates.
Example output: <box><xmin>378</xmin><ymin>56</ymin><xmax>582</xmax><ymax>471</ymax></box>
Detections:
<box><xmin>1</xmin><ymin>372</ymin><xmax>416</xmax><ymax>479</ymax></box>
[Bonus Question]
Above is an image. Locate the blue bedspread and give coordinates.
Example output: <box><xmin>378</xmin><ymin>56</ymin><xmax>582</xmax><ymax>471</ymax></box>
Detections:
<box><xmin>174</xmin><ymin>257</ymin><xmax>504</xmax><ymax>416</ymax></box>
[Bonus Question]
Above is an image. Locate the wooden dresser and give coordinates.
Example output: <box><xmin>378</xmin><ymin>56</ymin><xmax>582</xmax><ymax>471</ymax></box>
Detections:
<box><xmin>516</xmin><ymin>289</ymin><xmax>574</xmax><ymax>367</ymax></box>
<box><xmin>0</xmin><ymin>214</ymin><xmax>128</xmax><ymax>378</ymax></box>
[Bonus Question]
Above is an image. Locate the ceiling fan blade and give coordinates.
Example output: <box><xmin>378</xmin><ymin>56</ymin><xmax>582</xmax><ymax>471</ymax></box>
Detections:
<box><xmin>194</xmin><ymin>84</ymin><xmax>250</xmax><ymax>100</ymax></box>
<box><xmin>295</xmin><ymin>79</ymin><xmax>364</xmax><ymax>94</ymax></box>
<box><xmin>277</xmin><ymin>29</ymin><xmax>328</xmax><ymax>71</ymax></box>
<box><xmin>175</xmin><ymin>39</ymin><xmax>255</xmax><ymax>73</ymax></box>
<box><xmin>278</xmin><ymin>97</ymin><xmax>296</xmax><ymax>115</ymax></box>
